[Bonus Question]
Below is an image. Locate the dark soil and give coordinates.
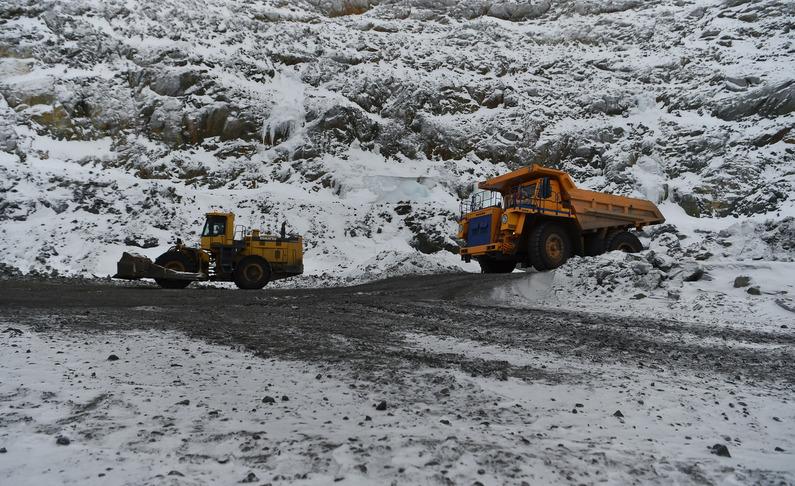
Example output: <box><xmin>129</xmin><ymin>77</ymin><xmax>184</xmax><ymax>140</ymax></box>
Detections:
<box><xmin>1</xmin><ymin>274</ymin><xmax>793</xmax><ymax>386</ymax></box>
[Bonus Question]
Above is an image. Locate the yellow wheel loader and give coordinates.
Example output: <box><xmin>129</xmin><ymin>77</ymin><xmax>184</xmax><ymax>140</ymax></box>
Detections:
<box><xmin>457</xmin><ymin>165</ymin><xmax>665</xmax><ymax>273</ymax></box>
<box><xmin>114</xmin><ymin>212</ymin><xmax>303</xmax><ymax>289</ymax></box>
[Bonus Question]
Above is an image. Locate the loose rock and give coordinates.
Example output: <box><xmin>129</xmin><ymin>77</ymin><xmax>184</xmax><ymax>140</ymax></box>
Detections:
<box><xmin>709</xmin><ymin>443</ymin><xmax>731</xmax><ymax>457</ymax></box>
<box><xmin>682</xmin><ymin>262</ymin><xmax>705</xmax><ymax>282</ymax></box>
<box><xmin>733</xmin><ymin>276</ymin><xmax>751</xmax><ymax>288</ymax></box>
<box><xmin>240</xmin><ymin>472</ymin><xmax>258</xmax><ymax>483</ymax></box>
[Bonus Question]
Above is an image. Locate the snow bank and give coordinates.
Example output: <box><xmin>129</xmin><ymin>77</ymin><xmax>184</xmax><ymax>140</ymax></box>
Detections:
<box><xmin>2</xmin><ymin>325</ymin><xmax>792</xmax><ymax>484</ymax></box>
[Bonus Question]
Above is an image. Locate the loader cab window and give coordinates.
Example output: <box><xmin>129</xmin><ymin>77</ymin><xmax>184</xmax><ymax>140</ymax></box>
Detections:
<box><xmin>202</xmin><ymin>216</ymin><xmax>227</xmax><ymax>237</ymax></box>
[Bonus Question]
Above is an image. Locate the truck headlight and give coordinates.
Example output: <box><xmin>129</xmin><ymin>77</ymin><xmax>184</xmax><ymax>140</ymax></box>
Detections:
<box><xmin>501</xmin><ymin>214</ymin><xmax>508</xmax><ymax>224</ymax></box>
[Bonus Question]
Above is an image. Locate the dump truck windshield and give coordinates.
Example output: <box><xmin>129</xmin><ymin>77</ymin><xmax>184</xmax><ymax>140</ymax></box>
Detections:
<box><xmin>202</xmin><ymin>216</ymin><xmax>226</xmax><ymax>237</ymax></box>
<box><xmin>506</xmin><ymin>184</ymin><xmax>536</xmax><ymax>209</ymax></box>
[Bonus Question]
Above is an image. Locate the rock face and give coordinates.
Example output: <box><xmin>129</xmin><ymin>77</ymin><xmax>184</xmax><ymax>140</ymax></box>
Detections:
<box><xmin>0</xmin><ymin>0</ymin><xmax>793</xmax><ymax>277</ymax></box>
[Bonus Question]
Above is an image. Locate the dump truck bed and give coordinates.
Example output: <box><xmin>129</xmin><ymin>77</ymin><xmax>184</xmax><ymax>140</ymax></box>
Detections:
<box><xmin>565</xmin><ymin>186</ymin><xmax>664</xmax><ymax>230</ymax></box>
<box><xmin>478</xmin><ymin>164</ymin><xmax>664</xmax><ymax>230</ymax></box>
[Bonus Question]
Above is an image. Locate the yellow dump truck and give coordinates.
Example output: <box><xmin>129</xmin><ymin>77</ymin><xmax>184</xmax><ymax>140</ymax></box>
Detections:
<box><xmin>114</xmin><ymin>211</ymin><xmax>303</xmax><ymax>289</ymax></box>
<box><xmin>457</xmin><ymin>165</ymin><xmax>665</xmax><ymax>273</ymax></box>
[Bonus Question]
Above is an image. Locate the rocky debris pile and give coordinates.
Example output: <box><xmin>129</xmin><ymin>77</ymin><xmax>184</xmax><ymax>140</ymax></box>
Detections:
<box><xmin>555</xmin><ymin>249</ymin><xmax>707</xmax><ymax>301</ymax></box>
<box><xmin>554</xmin><ymin>219</ymin><xmax>792</xmax><ymax>298</ymax></box>
<box><xmin>718</xmin><ymin>217</ymin><xmax>795</xmax><ymax>262</ymax></box>
<box><xmin>538</xmin><ymin>217</ymin><xmax>795</xmax><ymax>325</ymax></box>
<box><xmin>0</xmin><ymin>262</ymin><xmax>23</xmax><ymax>279</ymax></box>
<box><xmin>355</xmin><ymin>250</ymin><xmax>463</xmax><ymax>283</ymax></box>
<box><xmin>642</xmin><ymin>217</ymin><xmax>795</xmax><ymax>268</ymax></box>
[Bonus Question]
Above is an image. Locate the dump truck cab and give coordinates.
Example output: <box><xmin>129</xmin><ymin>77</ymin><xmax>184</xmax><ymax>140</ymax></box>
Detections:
<box><xmin>457</xmin><ymin>165</ymin><xmax>664</xmax><ymax>273</ymax></box>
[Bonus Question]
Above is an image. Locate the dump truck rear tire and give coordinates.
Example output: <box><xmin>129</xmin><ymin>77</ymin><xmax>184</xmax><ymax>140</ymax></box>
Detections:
<box><xmin>605</xmin><ymin>230</ymin><xmax>642</xmax><ymax>253</ymax></box>
<box><xmin>477</xmin><ymin>258</ymin><xmax>516</xmax><ymax>274</ymax></box>
<box><xmin>154</xmin><ymin>252</ymin><xmax>194</xmax><ymax>289</ymax></box>
<box><xmin>233</xmin><ymin>256</ymin><xmax>271</xmax><ymax>289</ymax></box>
<box><xmin>529</xmin><ymin>222</ymin><xmax>572</xmax><ymax>271</ymax></box>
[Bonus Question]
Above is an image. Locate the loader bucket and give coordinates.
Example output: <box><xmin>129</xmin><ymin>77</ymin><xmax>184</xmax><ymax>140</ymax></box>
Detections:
<box><xmin>112</xmin><ymin>252</ymin><xmax>207</xmax><ymax>281</ymax></box>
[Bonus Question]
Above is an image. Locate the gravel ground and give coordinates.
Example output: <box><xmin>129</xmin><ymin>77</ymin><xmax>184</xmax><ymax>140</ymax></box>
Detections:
<box><xmin>1</xmin><ymin>275</ymin><xmax>794</xmax><ymax>485</ymax></box>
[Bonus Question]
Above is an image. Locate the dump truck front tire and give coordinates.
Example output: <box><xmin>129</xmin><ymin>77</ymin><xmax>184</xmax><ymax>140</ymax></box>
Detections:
<box><xmin>233</xmin><ymin>256</ymin><xmax>271</xmax><ymax>289</ymax></box>
<box><xmin>477</xmin><ymin>258</ymin><xmax>516</xmax><ymax>274</ymax></box>
<box><xmin>154</xmin><ymin>252</ymin><xmax>194</xmax><ymax>289</ymax></box>
<box><xmin>605</xmin><ymin>230</ymin><xmax>642</xmax><ymax>253</ymax></box>
<box><xmin>529</xmin><ymin>222</ymin><xmax>572</xmax><ymax>271</ymax></box>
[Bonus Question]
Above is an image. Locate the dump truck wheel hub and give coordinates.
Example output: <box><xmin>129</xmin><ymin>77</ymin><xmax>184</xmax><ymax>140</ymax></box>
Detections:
<box><xmin>616</xmin><ymin>243</ymin><xmax>634</xmax><ymax>252</ymax></box>
<box><xmin>545</xmin><ymin>235</ymin><xmax>563</xmax><ymax>262</ymax></box>
<box><xmin>243</xmin><ymin>264</ymin><xmax>263</xmax><ymax>281</ymax></box>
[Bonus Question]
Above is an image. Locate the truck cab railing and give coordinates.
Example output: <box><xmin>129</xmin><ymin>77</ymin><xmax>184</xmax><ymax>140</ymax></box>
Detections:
<box><xmin>505</xmin><ymin>187</ymin><xmax>568</xmax><ymax>216</ymax></box>
<box><xmin>460</xmin><ymin>190</ymin><xmax>502</xmax><ymax>217</ymax></box>
<box><xmin>459</xmin><ymin>187</ymin><xmax>571</xmax><ymax>218</ymax></box>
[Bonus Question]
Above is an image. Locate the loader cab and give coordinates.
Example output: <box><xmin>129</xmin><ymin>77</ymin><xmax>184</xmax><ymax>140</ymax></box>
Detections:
<box><xmin>200</xmin><ymin>212</ymin><xmax>235</xmax><ymax>249</ymax></box>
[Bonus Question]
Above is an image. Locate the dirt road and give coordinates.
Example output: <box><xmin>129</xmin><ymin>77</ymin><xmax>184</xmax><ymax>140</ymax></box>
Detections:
<box><xmin>2</xmin><ymin>274</ymin><xmax>793</xmax><ymax>385</ymax></box>
<box><xmin>2</xmin><ymin>275</ymin><xmax>794</xmax><ymax>485</ymax></box>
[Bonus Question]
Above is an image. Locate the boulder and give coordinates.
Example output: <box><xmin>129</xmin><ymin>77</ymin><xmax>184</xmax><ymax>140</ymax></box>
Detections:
<box><xmin>634</xmin><ymin>270</ymin><xmax>665</xmax><ymax>290</ymax></box>
<box><xmin>486</xmin><ymin>1</ymin><xmax>551</xmax><ymax>21</ymax></box>
<box><xmin>308</xmin><ymin>0</ymin><xmax>371</xmax><ymax>17</ymax></box>
<box><xmin>149</xmin><ymin>69</ymin><xmax>205</xmax><ymax>97</ymax></box>
<box><xmin>681</xmin><ymin>262</ymin><xmax>704</xmax><ymax>282</ymax></box>
<box><xmin>630</xmin><ymin>261</ymin><xmax>652</xmax><ymax>275</ymax></box>
<box><xmin>147</xmin><ymin>98</ymin><xmax>184</xmax><ymax>145</ymax></box>
<box><xmin>308</xmin><ymin>105</ymin><xmax>379</xmax><ymax>145</ymax></box>
<box><xmin>733</xmin><ymin>275</ymin><xmax>751</xmax><ymax>288</ymax></box>
<box><xmin>713</xmin><ymin>80</ymin><xmax>795</xmax><ymax>121</ymax></box>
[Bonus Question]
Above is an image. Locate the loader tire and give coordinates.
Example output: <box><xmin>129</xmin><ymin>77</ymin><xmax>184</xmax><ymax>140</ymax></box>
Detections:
<box><xmin>529</xmin><ymin>222</ymin><xmax>572</xmax><ymax>271</ymax></box>
<box><xmin>477</xmin><ymin>258</ymin><xmax>516</xmax><ymax>274</ymax></box>
<box><xmin>233</xmin><ymin>256</ymin><xmax>271</xmax><ymax>290</ymax></box>
<box><xmin>154</xmin><ymin>251</ymin><xmax>194</xmax><ymax>289</ymax></box>
<box><xmin>605</xmin><ymin>230</ymin><xmax>642</xmax><ymax>253</ymax></box>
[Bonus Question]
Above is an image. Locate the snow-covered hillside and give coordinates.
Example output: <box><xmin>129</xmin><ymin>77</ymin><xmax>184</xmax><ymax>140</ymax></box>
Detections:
<box><xmin>0</xmin><ymin>0</ymin><xmax>793</xmax><ymax>280</ymax></box>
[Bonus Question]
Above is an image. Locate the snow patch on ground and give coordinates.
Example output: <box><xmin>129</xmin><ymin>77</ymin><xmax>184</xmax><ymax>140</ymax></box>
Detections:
<box><xmin>1</xmin><ymin>324</ymin><xmax>793</xmax><ymax>485</ymax></box>
<box><xmin>495</xmin><ymin>255</ymin><xmax>795</xmax><ymax>330</ymax></box>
